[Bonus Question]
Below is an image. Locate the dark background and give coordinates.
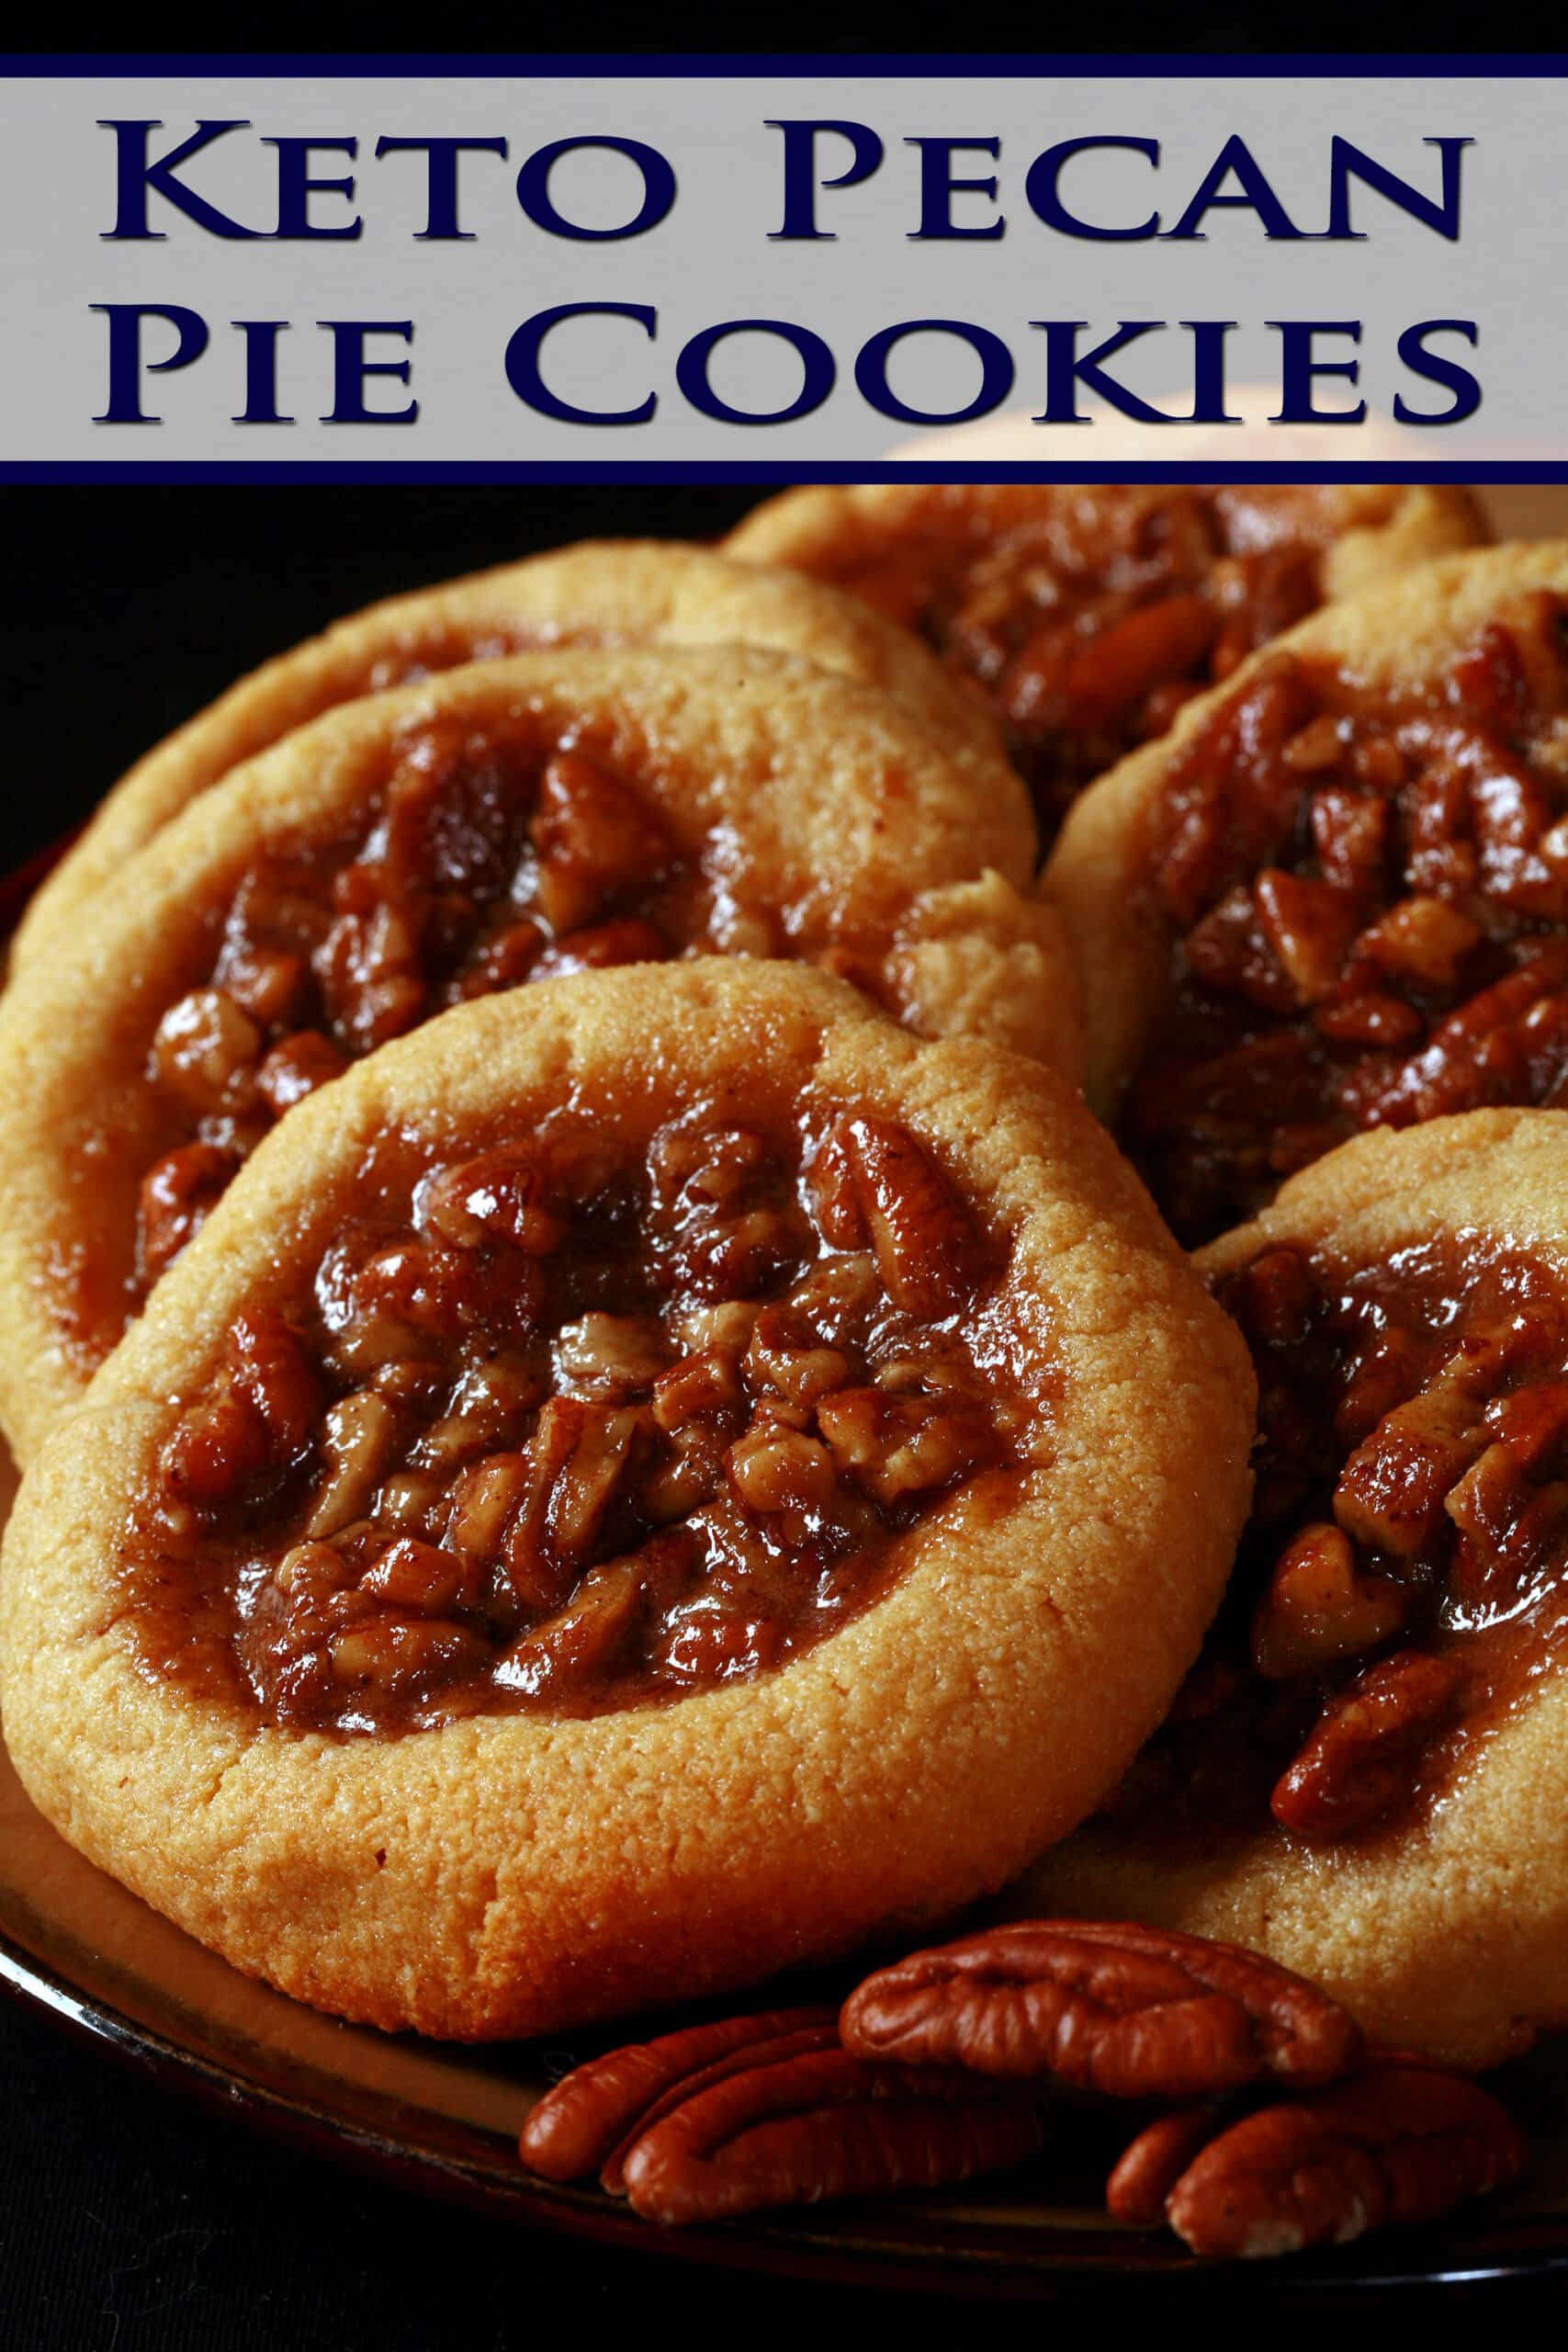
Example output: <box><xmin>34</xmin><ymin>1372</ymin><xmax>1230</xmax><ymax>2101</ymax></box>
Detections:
<box><xmin>0</xmin><ymin>487</ymin><xmax>760</xmax><ymax>873</ymax></box>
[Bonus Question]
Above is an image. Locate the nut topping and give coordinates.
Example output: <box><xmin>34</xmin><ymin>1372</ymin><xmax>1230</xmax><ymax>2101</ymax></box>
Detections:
<box><xmin>518</xmin><ymin>2007</ymin><xmax>840</xmax><ymax>2184</ymax></box>
<box><xmin>1269</xmin><ymin>1651</ymin><xmax>1465</xmax><ymax>1839</ymax></box>
<box><xmin>1160</xmin><ymin>2064</ymin><xmax>1526</xmax><ymax>2260</ymax></box>
<box><xmin>1120</xmin><ymin>593</ymin><xmax>1568</xmax><ymax>1241</ymax></box>
<box><xmin>514</xmin><ymin>1918</ymin><xmax>1527</xmax><ymax>2255</ymax></box>
<box><xmin>840</xmin><ymin>1921</ymin><xmax>1361</xmax><ymax>2098</ymax></box>
<box><xmin>615</xmin><ymin>2046</ymin><xmax>1045</xmax><ymax>2226</ymax></box>
<box><xmin>133</xmin><ymin>1105</ymin><xmax>1020</xmax><ymax>1732</ymax></box>
<box><xmin>126</xmin><ymin>718</ymin><xmax>790</xmax><ymax>1295</ymax></box>
<box><xmin>1105</xmin><ymin>2105</ymin><xmax>1220</xmax><ymax>2228</ymax></box>
<box><xmin>1130</xmin><ymin>1238</ymin><xmax>1568</xmax><ymax>1849</ymax></box>
<box><xmin>795</xmin><ymin>486</ymin><xmax>1351</xmax><ymax>847</ymax></box>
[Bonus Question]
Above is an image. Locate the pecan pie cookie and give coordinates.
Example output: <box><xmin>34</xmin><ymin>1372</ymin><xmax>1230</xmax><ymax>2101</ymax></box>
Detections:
<box><xmin>727</xmin><ymin>485</ymin><xmax>1483</xmax><ymax>851</ymax></box>
<box><xmin>0</xmin><ymin>643</ymin><xmax>1076</xmax><ymax>1463</ymax></box>
<box><xmin>12</xmin><ymin>540</ymin><xmax>1005</xmax><ymax>974</ymax></box>
<box><xmin>1044</xmin><ymin>540</ymin><xmax>1568</xmax><ymax>1245</ymax></box>
<box><xmin>1017</xmin><ymin>1108</ymin><xmax>1568</xmax><ymax>2069</ymax></box>
<box><xmin>0</xmin><ymin>963</ymin><xmax>1254</xmax><ymax>2039</ymax></box>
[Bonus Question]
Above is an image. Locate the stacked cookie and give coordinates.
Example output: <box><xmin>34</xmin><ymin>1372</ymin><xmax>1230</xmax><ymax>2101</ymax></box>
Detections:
<box><xmin>4</xmin><ymin>494</ymin><xmax>1562</xmax><ymax>2087</ymax></box>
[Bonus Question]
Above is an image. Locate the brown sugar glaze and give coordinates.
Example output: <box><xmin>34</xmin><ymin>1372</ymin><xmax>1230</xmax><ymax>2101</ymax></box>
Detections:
<box><xmin>1123</xmin><ymin>590</ymin><xmax>1568</xmax><ymax>1246</ymax></box>
<box><xmin>120</xmin><ymin>712</ymin><xmax>886</xmax><ymax>1325</ymax></box>
<box><xmin>1100</xmin><ymin>1235</ymin><xmax>1568</xmax><ymax>1850</ymax></box>
<box><xmin>122</xmin><ymin>1106</ymin><xmax>1043</xmax><ymax>1735</ymax></box>
<box><xmin>823</xmin><ymin>489</ymin><xmax>1357</xmax><ymax>849</ymax></box>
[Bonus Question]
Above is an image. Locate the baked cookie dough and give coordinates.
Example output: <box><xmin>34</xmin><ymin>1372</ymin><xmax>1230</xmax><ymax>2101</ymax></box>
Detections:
<box><xmin>727</xmin><ymin>485</ymin><xmax>1484</xmax><ymax>850</ymax></box>
<box><xmin>12</xmin><ymin>539</ymin><xmax>1004</xmax><ymax>974</ymax></box>
<box><xmin>0</xmin><ymin>962</ymin><xmax>1255</xmax><ymax>2040</ymax></box>
<box><xmin>0</xmin><ymin>643</ymin><xmax>1077</xmax><ymax>1463</ymax></box>
<box><xmin>1016</xmin><ymin>1108</ymin><xmax>1568</xmax><ymax>2070</ymax></box>
<box><xmin>1043</xmin><ymin>540</ymin><xmax>1568</xmax><ymax>1242</ymax></box>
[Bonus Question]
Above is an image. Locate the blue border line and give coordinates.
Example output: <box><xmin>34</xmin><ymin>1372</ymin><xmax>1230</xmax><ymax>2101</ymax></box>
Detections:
<box><xmin>5</xmin><ymin>462</ymin><xmax>1564</xmax><ymax>485</ymax></box>
<box><xmin>3</xmin><ymin>52</ymin><xmax>1566</xmax><ymax>76</ymax></box>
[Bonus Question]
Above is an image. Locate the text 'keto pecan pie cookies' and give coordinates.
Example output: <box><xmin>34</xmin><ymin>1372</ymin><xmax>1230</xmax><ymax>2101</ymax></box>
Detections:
<box><xmin>1044</xmin><ymin>541</ymin><xmax>1568</xmax><ymax>1245</ymax></box>
<box><xmin>11</xmin><ymin>539</ymin><xmax>1007</xmax><ymax>975</ymax></box>
<box><xmin>1018</xmin><ymin>1109</ymin><xmax>1568</xmax><ymax>2070</ymax></box>
<box><xmin>0</xmin><ymin>963</ymin><xmax>1254</xmax><ymax>2039</ymax></box>
<box><xmin>727</xmin><ymin>484</ymin><xmax>1483</xmax><ymax>852</ymax></box>
<box><xmin>0</xmin><ymin>643</ymin><xmax>1077</xmax><ymax>1464</ymax></box>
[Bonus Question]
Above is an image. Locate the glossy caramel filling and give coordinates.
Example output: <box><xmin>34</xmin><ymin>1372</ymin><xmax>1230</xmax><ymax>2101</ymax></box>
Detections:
<box><xmin>1100</xmin><ymin>1238</ymin><xmax>1568</xmax><ymax>1848</ymax></box>
<box><xmin>124</xmin><ymin>1109</ymin><xmax>1039</xmax><ymax>1734</ymax></box>
<box><xmin>827</xmin><ymin>488</ymin><xmax>1348</xmax><ymax>848</ymax></box>
<box><xmin>1124</xmin><ymin>592</ymin><xmax>1568</xmax><ymax>1244</ymax></box>
<box><xmin>107</xmin><ymin>707</ymin><xmax>903</xmax><ymax>1346</ymax></box>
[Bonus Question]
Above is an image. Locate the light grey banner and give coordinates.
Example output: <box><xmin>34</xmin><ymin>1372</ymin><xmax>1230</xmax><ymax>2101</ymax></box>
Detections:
<box><xmin>0</xmin><ymin>70</ymin><xmax>1561</xmax><ymax>461</ymax></box>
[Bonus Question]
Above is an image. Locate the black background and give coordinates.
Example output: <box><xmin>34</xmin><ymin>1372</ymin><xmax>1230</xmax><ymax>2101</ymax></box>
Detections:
<box><xmin>7</xmin><ymin>28</ymin><xmax>1568</xmax><ymax>2338</ymax></box>
<box><xmin>0</xmin><ymin>487</ymin><xmax>759</xmax><ymax>873</ymax></box>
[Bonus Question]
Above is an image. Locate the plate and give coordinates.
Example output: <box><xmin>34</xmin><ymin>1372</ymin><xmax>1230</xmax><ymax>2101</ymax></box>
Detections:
<box><xmin>6</xmin><ymin>1721</ymin><xmax>1568</xmax><ymax>2300</ymax></box>
<box><xmin>3</xmin><ymin>827</ymin><xmax>1568</xmax><ymax>2300</ymax></box>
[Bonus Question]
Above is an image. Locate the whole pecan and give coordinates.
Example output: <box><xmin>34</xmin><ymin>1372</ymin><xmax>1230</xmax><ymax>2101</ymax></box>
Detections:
<box><xmin>840</xmin><ymin>1921</ymin><xmax>1362</xmax><ymax>2099</ymax></box>
<box><xmin>518</xmin><ymin>2006</ymin><xmax>839</xmax><ymax>2184</ymax></box>
<box><xmin>1162</xmin><ymin>2064</ymin><xmax>1526</xmax><ymax>2260</ymax></box>
<box><xmin>615</xmin><ymin>2045</ymin><xmax>1045</xmax><ymax>2226</ymax></box>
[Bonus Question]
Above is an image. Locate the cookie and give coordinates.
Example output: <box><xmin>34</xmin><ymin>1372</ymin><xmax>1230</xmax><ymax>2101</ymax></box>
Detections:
<box><xmin>727</xmin><ymin>485</ymin><xmax>1484</xmax><ymax>850</ymax></box>
<box><xmin>1043</xmin><ymin>539</ymin><xmax>1568</xmax><ymax>1243</ymax></box>
<box><xmin>0</xmin><ymin>643</ymin><xmax>1078</xmax><ymax>1463</ymax></box>
<box><xmin>0</xmin><ymin>962</ymin><xmax>1254</xmax><ymax>2040</ymax></box>
<box><xmin>11</xmin><ymin>539</ymin><xmax>1004</xmax><ymax>973</ymax></box>
<box><xmin>1017</xmin><ymin>1107</ymin><xmax>1568</xmax><ymax>2069</ymax></box>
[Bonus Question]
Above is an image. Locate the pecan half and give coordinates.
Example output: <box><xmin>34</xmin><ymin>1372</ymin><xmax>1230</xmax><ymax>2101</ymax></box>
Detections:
<box><xmin>1106</xmin><ymin>2105</ymin><xmax>1221</xmax><ymax>2228</ymax></box>
<box><xmin>1162</xmin><ymin>2064</ymin><xmax>1527</xmax><ymax>2259</ymax></box>
<box><xmin>517</xmin><ymin>2007</ymin><xmax>839</xmax><ymax>2184</ymax></box>
<box><xmin>840</xmin><ymin>1921</ymin><xmax>1362</xmax><ymax>2098</ymax></box>
<box><xmin>616</xmin><ymin>2045</ymin><xmax>1045</xmax><ymax>2226</ymax></box>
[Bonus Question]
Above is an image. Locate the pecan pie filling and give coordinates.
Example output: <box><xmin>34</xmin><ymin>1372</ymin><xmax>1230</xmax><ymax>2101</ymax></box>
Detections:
<box><xmin>1102</xmin><ymin>1238</ymin><xmax>1568</xmax><ymax>1847</ymax></box>
<box><xmin>130</xmin><ymin>718</ymin><xmax>793</xmax><ymax>1303</ymax></box>
<box><xmin>835</xmin><ymin>490</ymin><xmax>1342</xmax><ymax>846</ymax></box>
<box><xmin>124</xmin><ymin>1110</ymin><xmax>1035</xmax><ymax>1734</ymax></box>
<box><xmin>1123</xmin><ymin>591</ymin><xmax>1568</xmax><ymax>1244</ymax></box>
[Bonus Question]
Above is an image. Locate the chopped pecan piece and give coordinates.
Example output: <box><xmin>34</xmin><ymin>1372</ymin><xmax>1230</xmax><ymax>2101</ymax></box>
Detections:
<box><xmin>138</xmin><ymin>1142</ymin><xmax>238</xmax><ymax>1281</ymax></box>
<box><xmin>531</xmin><ymin>750</ymin><xmax>675</xmax><ymax>934</ymax></box>
<box><xmin>814</xmin><ymin>1116</ymin><xmax>985</xmax><ymax>1317</ymax></box>
<box><xmin>306</xmin><ymin>1389</ymin><xmax>401</xmax><ymax>1538</ymax></box>
<box><xmin>150</xmin><ymin>988</ymin><xmax>262</xmax><ymax>1114</ymax></box>
<box><xmin>1162</xmin><ymin>2064</ymin><xmax>1526</xmax><ymax>2259</ymax></box>
<box><xmin>1250</xmin><ymin>1523</ymin><xmax>1406</xmax><ymax>1683</ymax></box>
<box><xmin>840</xmin><ymin>1921</ymin><xmax>1362</xmax><ymax>2098</ymax></box>
<box><xmin>817</xmin><ymin>1387</ymin><xmax>995</xmax><ymax>1508</ymax></box>
<box><xmin>255</xmin><ymin>1028</ymin><xmax>348</xmax><ymax>1117</ymax></box>
<box><xmin>360</xmin><ymin>1533</ymin><xmax>481</xmax><ymax>1615</ymax></box>
<box><xmin>416</xmin><ymin>1148</ymin><xmax>565</xmax><ymax>1256</ymax></box>
<box><xmin>1334</xmin><ymin>1385</ymin><xmax>1488</xmax><ymax>1557</ymax></box>
<box><xmin>1271</xmin><ymin>1650</ymin><xmax>1464</xmax><ymax>1838</ymax></box>
<box><xmin>162</xmin><ymin>1309</ymin><xmax>323</xmax><ymax>1509</ymax></box>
